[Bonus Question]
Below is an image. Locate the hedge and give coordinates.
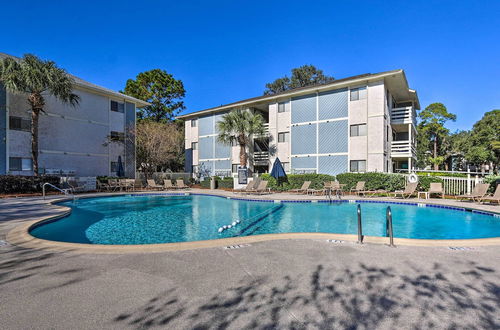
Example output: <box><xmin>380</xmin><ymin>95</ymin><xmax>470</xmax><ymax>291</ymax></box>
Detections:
<box><xmin>260</xmin><ymin>173</ymin><xmax>336</xmax><ymax>191</ymax></box>
<box><xmin>0</xmin><ymin>175</ymin><xmax>60</xmax><ymax>194</ymax></box>
<box><xmin>200</xmin><ymin>176</ymin><xmax>234</xmax><ymax>189</ymax></box>
<box><xmin>336</xmin><ymin>172</ymin><xmax>443</xmax><ymax>192</ymax></box>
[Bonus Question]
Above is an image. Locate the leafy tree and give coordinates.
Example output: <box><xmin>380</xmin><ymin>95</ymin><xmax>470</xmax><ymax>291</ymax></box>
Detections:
<box><xmin>217</xmin><ymin>110</ymin><xmax>265</xmax><ymax>167</ymax></box>
<box><xmin>0</xmin><ymin>54</ymin><xmax>80</xmax><ymax>175</ymax></box>
<box><xmin>264</xmin><ymin>65</ymin><xmax>334</xmax><ymax>95</ymax></box>
<box><xmin>123</xmin><ymin>69</ymin><xmax>185</xmax><ymax>122</ymax></box>
<box><xmin>134</xmin><ymin>120</ymin><xmax>184</xmax><ymax>178</ymax></box>
<box><xmin>467</xmin><ymin>110</ymin><xmax>500</xmax><ymax>170</ymax></box>
<box><xmin>417</xmin><ymin>103</ymin><xmax>456</xmax><ymax>170</ymax></box>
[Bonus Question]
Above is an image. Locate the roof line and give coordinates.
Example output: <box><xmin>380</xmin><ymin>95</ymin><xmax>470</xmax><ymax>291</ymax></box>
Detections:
<box><xmin>0</xmin><ymin>52</ymin><xmax>150</xmax><ymax>107</ymax></box>
<box><xmin>178</xmin><ymin>69</ymin><xmax>404</xmax><ymax>118</ymax></box>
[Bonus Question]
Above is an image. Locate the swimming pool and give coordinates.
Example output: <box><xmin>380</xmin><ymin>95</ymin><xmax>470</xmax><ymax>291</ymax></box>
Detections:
<box><xmin>29</xmin><ymin>194</ymin><xmax>500</xmax><ymax>245</ymax></box>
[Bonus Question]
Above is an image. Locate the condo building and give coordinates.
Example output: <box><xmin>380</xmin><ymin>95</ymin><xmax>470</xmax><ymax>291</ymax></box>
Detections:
<box><xmin>0</xmin><ymin>53</ymin><xmax>149</xmax><ymax>177</ymax></box>
<box><xmin>180</xmin><ymin>69</ymin><xmax>419</xmax><ymax>177</ymax></box>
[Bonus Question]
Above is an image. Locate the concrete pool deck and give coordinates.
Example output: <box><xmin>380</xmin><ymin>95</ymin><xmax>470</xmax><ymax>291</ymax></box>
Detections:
<box><xmin>0</xmin><ymin>189</ymin><xmax>499</xmax><ymax>329</ymax></box>
<box><xmin>2</xmin><ymin>189</ymin><xmax>500</xmax><ymax>253</ymax></box>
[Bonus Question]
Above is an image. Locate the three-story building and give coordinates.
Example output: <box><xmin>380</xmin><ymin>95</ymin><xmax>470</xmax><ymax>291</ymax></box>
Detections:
<box><xmin>180</xmin><ymin>69</ymin><xmax>419</xmax><ymax>177</ymax></box>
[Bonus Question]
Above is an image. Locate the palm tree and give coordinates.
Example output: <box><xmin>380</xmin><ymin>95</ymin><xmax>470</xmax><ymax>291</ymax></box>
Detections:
<box><xmin>217</xmin><ymin>109</ymin><xmax>265</xmax><ymax>168</ymax></box>
<box><xmin>0</xmin><ymin>54</ymin><xmax>80</xmax><ymax>175</ymax></box>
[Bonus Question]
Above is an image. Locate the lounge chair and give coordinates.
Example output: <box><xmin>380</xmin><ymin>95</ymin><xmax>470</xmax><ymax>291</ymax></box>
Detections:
<box><xmin>176</xmin><ymin>179</ymin><xmax>190</xmax><ymax>189</ymax></box>
<box><xmin>147</xmin><ymin>179</ymin><xmax>164</xmax><ymax>191</ymax></box>
<box><xmin>133</xmin><ymin>179</ymin><xmax>144</xmax><ymax>191</ymax></box>
<box><xmin>457</xmin><ymin>183</ymin><xmax>490</xmax><ymax>202</ymax></box>
<box><xmin>479</xmin><ymin>185</ymin><xmax>500</xmax><ymax>204</ymax></box>
<box><xmin>164</xmin><ymin>180</ymin><xmax>178</xmax><ymax>190</ymax></box>
<box><xmin>392</xmin><ymin>182</ymin><xmax>418</xmax><ymax>199</ymax></box>
<box><xmin>428</xmin><ymin>182</ymin><xmax>444</xmax><ymax>198</ymax></box>
<box><xmin>108</xmin><ymin>179</ymin><xmax>119</xmax><ymax>192</ymax></box>
<box><xmin>247</xmin><ymin>180</ymin><xmax>270</xmax><ymax>194</ymax></box>
<box><xmin>233</xmin><ymin>181</ymin><xmax>255</xmax><ymax>193</ymax></box>
<box><xmin>289</xmin><ymin>181</ymin><xmax>311</xmax><ymax>194</ymax></box>
<box><xmin>350</xmin><ymin>181</ymin><xmax>366</xmax><ymax>196</ymax></box>
<box><xmin>97</xmin><ymin>180</ymin><xmax>110</xmax><ymax>192</ymax></box>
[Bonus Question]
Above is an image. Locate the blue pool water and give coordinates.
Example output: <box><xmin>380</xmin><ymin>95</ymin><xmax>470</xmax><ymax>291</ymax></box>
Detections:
<box><xmin>30</xmin><ymin>195</ymin><xmax>500</xmax><ymax>244</ymax></box>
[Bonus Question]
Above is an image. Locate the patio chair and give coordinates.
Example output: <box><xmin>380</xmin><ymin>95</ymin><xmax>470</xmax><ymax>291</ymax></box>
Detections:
<box><xmin>108</xmin><ymin>179</ymin><xmax>119</xmax><ymax>192</ymax></box>
<box><xmin>133</xmin><ymin>178</ymin><xmax>144</xmax><ymax>191</ymax></box>
<box><xmin>392</xmin><ymin>182</ymin><xmax>418</xmax><ymax>199</ymax></box>
<box><xmin>350</xmin><ymin>181</ymin><xmax>366</xmax><ymax>196</ymax></box>
<box><xmin>479</xmin><ymin>185</ymin><xmax>500</xmax><ymax>204</ymax></box>
<box><xmin>147</xmin><ymin>179</ymin><xmax>164</xmax><ymax>191</ymax></box>
<box><xmin>247</xmin><ymin>180</ymin><xmax>270</xmax><ymax>194</ymax></box>
<box><xmin>164</xmin><ymin>180</ymin><xmax>178</xmax><ymax>190</ymax></box>
<box><xmin>97</xmin><ymin>180</ymin><xmax>110</xmax><ymax>192</ymax></box>
<box><xmin>176</xmin><ymin>179</ymin><xmax>190</xmax><ymax>189</ymax></box>
<box><xmin>456</xmin><ymin>183</ymin><xmax>490</xmax><ymax>202</ymax></box>
<box><xmin>233</xmin><ymin>180</ymin><xmax>255</xmax><ymax>193</ymax></box>
<box><xmin>428</xmin><ymin>182</ymin><xmax>444</xmax><ymax>198</ymax></box>
<box><xmin>289</xmin><ymin>181</ymin><xmax>311</xmax><ymax>194</ymax></box>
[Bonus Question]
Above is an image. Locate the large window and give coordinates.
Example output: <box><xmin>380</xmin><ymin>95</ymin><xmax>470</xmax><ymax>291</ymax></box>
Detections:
<box><xmin>9</xmin><ymin>157</ymin><xmax>32</xmax><ymax>171</ymax></box>
<box><xmin>350</xmin><ymin>87</ymin><xmax>367</xmax><ymax>101</ymax></box>
<box><xmin>278</xmin><ymin>132</ymin><xmax>289</xmax><ymax>143</ymax></box>
<box><xmin>191</xmin><ymin>118</ymin><xmax>198</xmax><ymax>127</ymax></box>
<box><xmin>110</xmin><ymin>100</ymin><xmax>125</xmax><ymax>113</ymax></box>
<box><xmin>9</xmin><ymin>116</ymin><xmax>31</xmax><ymax>131</ymax></box>
<box><xmin>191</xmin><ymin>142</ymin><xmax>198</xmax><ymax>150</ymax></box>
<box><xmin>278</xmin><ymin>101</ymin><xmax>289</xmax><ymax>113</ymax></box>
<box><xmin>350</xmin><ymin>160</ymin><xmax>366</xmax><ymax>172</ymax></box>
<box><xmin>350</xmin><ymin>124</ymin><xmax>367</xmax><ymax>137</ymax></box>
<box><xmin>110</xmin><ymin>131</ymin><xmax>125</xmax><ymax>142</ymax></box>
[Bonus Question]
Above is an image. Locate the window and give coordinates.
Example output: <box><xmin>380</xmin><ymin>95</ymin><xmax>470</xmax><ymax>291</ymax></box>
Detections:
<box><xmin>9</xmin><ymin>157</ymin><xmax>32</xmax><ymax>171</ymax></box>
<box><xmin>110</xmin><ymin>100</ymin><xmax>125</xmax><ymax>113</ymax></box>
<box><xmin>350</xmin><ymin>160</ymin><xmax>366</xmax><ymax>172</ymax></box>
<box><xmin>9</xmin><ymin>116</ymin><xmax>31</xmax><ymax>131</ymax></box>
<box><xmin>278</xmin><ymin>101</ymin><xmax>288</xmax><ymax>113</ymax></box>
<box><xmin>232</xmin><ymin>164</ymin><xmax>239</xmax><ymax>173</ymax></box>
<box><xmin>350</xmin><ymin>124</ymin><xmax>367</xmax><ymax>137</ymax></box>
<box><xmin>110</xmin><ymin>131</ymin><xmax>125</xmax><ymax>142</ymax></box>
<box><xmin>191</xmin><ymin>142</ymin><xmax>198</xmax><ymax>150</ymax></box>
<box><xmin>191</xmin><ymin>118</ymin><xmax>198</xmax><ymax>127</ymax></box>
<box><xmin>350</xmin><ymin>87</ymin><xmax>367</xmax><ymax>101</ymax></box>
<box><xmin>278</xmin><ymin>132</ymin><xmax>289</xmax><ymax>143</ymax></box>
<box><xmin>110</xmin><ymin>161</ymin><xmax>118</xmax><ymax>173</ymax></box>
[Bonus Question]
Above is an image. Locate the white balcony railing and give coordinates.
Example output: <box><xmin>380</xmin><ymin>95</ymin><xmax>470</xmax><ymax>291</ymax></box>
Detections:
<box><xmin>391</xmin><ymin>140</ymin><xmax>416</xmax><ymax>157</ymax></box>
<box><xmin>390</xmin><ymin>106</ymin><xmax>416</xmax><ymax>125</ymax></box>
<box><xmin>253</xmin><ymin>151</ymin><xmax>269</xmax><ymax>165</ymax></box>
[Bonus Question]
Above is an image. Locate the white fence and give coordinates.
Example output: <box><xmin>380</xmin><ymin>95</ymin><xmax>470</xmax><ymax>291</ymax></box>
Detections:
<box><xmin>400</xmin><ymin>173</ymin><xmax>484</xmax><ymax>195</ymax></box>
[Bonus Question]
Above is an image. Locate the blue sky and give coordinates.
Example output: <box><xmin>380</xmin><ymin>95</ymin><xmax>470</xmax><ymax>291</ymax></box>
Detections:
<box><xmin>1</xmin><ymin>1</ymin><xmax>498</xmax><ymax>131</ymax></box>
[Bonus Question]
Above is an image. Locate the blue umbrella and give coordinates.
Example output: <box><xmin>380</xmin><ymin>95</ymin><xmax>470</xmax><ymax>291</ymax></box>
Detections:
<box><xmin>117</xmin><ymin>156</ymin><xmax>125</xmax><ymax>177</ymax></box>
<box><xmin>270</xmin><ymin>157</ymin><xmax>287</xmax><ymax>185</ymax></box>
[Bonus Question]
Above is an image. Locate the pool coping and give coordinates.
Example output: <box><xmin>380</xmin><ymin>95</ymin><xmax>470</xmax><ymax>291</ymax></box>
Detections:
<box><xmin>6</xmin><ymin>191</ymin><xmax>500</xmax><ymax>253</ymax></box>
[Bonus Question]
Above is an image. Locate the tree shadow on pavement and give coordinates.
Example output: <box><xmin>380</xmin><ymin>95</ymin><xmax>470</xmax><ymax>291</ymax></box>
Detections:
<box><xmin>113</xmin><ymin>260</ymin><xmax>500</xmax><ymax>329</ymax></box>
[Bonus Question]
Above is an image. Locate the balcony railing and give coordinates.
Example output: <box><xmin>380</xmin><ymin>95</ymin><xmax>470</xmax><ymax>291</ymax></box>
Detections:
<box><xmin>390</xmin><ymin>106</ymin><xmax>416</xmax><ymax>125</ymax></box>
<box><xmin>253</xmin><ymin>151</ymin><xmax>269</xmax><ymax>166</ymax></box>
<box><xmin>391</xmin><ymin>140</ymin><xmax>416</xmax><ymax>157</ymax></box>
<box><xmin>254</xmin><ymin>123</ymin><xmax>270</xmax><ymax>138</ymax></box>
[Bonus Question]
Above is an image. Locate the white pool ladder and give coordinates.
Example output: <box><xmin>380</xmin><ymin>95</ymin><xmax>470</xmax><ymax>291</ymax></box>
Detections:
<box><xmin>42</xmin><ymin>182</ymin><xmax>75</xmax><ymax>201</ymax></box>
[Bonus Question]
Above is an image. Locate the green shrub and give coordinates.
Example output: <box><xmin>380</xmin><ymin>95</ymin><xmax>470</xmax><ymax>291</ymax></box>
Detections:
<box><xmin>336</xmin><ymin>172</ymin><xmax>442</xmax><ymax>192</ymax></box>
<box><xmin>0</xmin><ymin>175</ymin><xmax>60</xmax><ymax>194</ymax></box>
<box><xmin>416</xmin><ymin>171</ymin><xmax>466</xmax><ymax>178</ymax></box>
<box><xmin>200</xmin><ymin>176</ymin><xmax>233</xmax><ymax>189</ymax></box>
<box><xmin>260</xmin><ymin>173</ymin><xmax>336</xmax><ymax>191</ymax></box>
<box><xmin>484</xmin><ymin>175</ymin><xmax>500</xmax><ymax>193</ymax></box>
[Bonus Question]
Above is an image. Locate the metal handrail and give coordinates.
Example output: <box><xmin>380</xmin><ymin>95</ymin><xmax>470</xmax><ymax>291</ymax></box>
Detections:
<box><xmin>386</xmin><ymin>206</ymin><xmax>395</xmax><ymax>247</ymax></box>
<box><xmin>42</xmin><ymin>182</ymin><xmax>73</xmax><ymax>200</ymax></box>
<box><xmin>357</xmin><ymin>204</ymin><xmax>363</xmax><ymax>244</ymax></box>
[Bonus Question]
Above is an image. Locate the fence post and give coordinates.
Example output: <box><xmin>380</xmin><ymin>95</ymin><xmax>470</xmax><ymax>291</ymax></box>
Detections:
<box><xmin>467</xmin><ymin>167</ymin><xmax>471</xmax><ymax>195</ymax></box>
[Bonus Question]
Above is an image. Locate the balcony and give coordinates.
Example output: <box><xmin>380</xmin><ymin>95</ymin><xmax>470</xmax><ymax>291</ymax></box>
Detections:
<box><xmin>391</xmin><ymin>140</ymin><xmax>416</xmax><ymax>158</ymax></box>
<box><xmin>254</xmin><ymin>123</ymin><xmax>270</xmax><ymax>138</ymax></box>
<box><xmin>253</xmin><ymin>151</ymin><xmax>269</xmax><ymax>166</ymax></box>
<box><xmin>391</xmin><ymin>106</ymin><xmax>416</xmax><ymax>125</ymax></box>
